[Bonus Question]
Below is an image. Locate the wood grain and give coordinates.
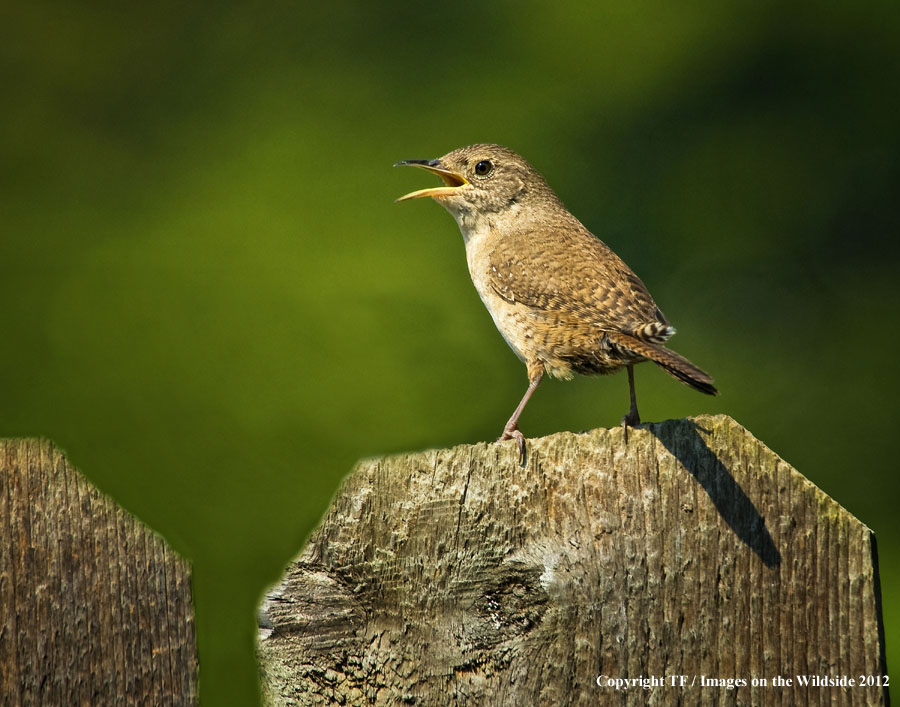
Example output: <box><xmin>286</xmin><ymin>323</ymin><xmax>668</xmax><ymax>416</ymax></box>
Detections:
<box><xmin>259</xmin><ymin>415</ymin><xmax>888</xmax><ymax>706</ymax></box>
<box><xmin>0</xmin><ymin>439</ymin><xmax>197</xmax><ymax>706</ymax></box>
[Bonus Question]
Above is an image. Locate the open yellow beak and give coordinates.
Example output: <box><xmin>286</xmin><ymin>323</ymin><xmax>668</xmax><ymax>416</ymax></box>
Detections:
<box><xmin>394</xmin><ymin>160</ymin><xmax>469</xmax><ymax>202</ymax></box>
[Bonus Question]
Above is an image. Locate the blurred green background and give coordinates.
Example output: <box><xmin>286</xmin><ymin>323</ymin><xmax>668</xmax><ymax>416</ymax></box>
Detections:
<box><xmin>3</xmin><ymin>1</ymin><xmax>898</xmax><ymax>703</ymax></box>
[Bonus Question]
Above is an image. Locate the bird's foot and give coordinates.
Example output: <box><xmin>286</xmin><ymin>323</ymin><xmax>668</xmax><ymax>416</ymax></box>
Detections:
<box><xmin>621</xmin><ymin>411</ymin><xmax>641</xmax><ymax>444</ymax></box>
<box><xmin>499</xmin><ymin>426</ymin><xmax>527</xmax><ymax>467</ymax></box>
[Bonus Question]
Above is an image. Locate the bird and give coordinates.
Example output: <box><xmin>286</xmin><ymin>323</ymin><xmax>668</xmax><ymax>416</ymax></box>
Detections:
<box><xmin>395</xmin><ymin>143</ymin><xmax>717</xmax><ymax>462</ymax></box>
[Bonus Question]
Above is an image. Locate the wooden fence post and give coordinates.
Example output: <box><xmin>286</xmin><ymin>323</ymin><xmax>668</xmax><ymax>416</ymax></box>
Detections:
<box><xmin>0</xmin><ymin>439</ymin><xmax>197</xmax><ymax>706</ymax></box>
<box><xmin>259</xmin><ymin>415</ymin><xmax>889</xmax><ymax>706</ymax></box>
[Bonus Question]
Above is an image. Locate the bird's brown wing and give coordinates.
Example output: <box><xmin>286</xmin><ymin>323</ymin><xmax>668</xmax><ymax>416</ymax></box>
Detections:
<box><xmin>488</xmin><ymin>227</ymin><xmax>673</xmax><ymax>341</ymax></box>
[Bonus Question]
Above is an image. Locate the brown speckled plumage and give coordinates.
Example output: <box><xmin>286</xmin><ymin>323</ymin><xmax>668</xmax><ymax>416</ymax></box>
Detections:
<box><xmin>397</xmin><ymin>144</ymin><xmax>717</xmax><ymax>461</ymax></box>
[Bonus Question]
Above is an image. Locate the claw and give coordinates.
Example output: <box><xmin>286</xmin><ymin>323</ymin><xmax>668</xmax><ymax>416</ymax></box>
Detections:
<box><xmin>499</xmin><ymin>426</ymin><xmax>527</xmax><ymax>466</ymax></box>
<box><xmin>621</xmin><ymin>411</ymin><xmax>640</xmax><ymax>444</ymax></box>
<box><xmin>497</xmin><ymin>371</ymin><xmax>542</xmax><ymax>467</ymax></box>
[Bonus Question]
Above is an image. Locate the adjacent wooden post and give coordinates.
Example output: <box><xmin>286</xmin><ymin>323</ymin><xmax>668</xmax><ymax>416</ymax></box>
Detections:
<box><xmin>0</xmin><ymin>440</ymin><xmax>197</xmax><ymax>706</ymax></box>
<box><xmin>259</xmin><ymin>415</ymin><xmax>889</xmax><ymax>706</ymax></box>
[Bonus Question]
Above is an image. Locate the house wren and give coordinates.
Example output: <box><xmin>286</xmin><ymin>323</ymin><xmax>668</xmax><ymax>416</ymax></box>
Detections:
<box><xmin>396</xmin><ymin>144</ymin><xmax>717</xmax><ymax>461</ymax></box>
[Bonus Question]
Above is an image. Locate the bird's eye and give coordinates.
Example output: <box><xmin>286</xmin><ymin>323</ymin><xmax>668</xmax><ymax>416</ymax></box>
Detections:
<box><xmin>474</xmin><ymin>160</ymin><xmax>493</xmax><ymax>177</ymax></box>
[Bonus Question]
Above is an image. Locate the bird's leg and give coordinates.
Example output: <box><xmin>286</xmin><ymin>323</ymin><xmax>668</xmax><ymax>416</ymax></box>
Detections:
<box><xmin>622</xmin><ymin>364</ymin><xmax>640</xmax><ymax>442</ymax></box>
<box><xmin>499</xmin><ymin>368</ymin><xmax>543</xmax><ymax>466</ymax></box>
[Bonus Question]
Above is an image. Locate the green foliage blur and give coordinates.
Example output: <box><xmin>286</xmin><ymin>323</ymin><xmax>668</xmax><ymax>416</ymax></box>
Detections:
<box><xmin>3</xmin><ymin>1</ymin><xmax>898</xmax><ymax>703</ymax></box>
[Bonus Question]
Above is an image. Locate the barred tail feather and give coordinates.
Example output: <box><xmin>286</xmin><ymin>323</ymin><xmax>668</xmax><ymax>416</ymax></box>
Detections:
<box><xmin>607</xmin><ymin>331</ymin><xmax>718</xmax><ymax>396</ymax></box>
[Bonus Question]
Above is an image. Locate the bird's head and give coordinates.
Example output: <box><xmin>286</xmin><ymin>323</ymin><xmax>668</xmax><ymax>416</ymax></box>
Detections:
<box><xmin>395</xmin><ymin>144</ymin><xmax>559</xmax><ymax>226</ymax></box>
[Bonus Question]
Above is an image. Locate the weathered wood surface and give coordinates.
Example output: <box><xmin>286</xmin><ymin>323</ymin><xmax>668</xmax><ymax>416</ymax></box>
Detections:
<box><xmin>0</xmin><ymin>439</ymin><xmax>197</xmax><ymax>706</ymax></box>
<box><xmin>259</xmin><ymin>415</ymin><xmax>888</xmax><ymax>706</ymax></box>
